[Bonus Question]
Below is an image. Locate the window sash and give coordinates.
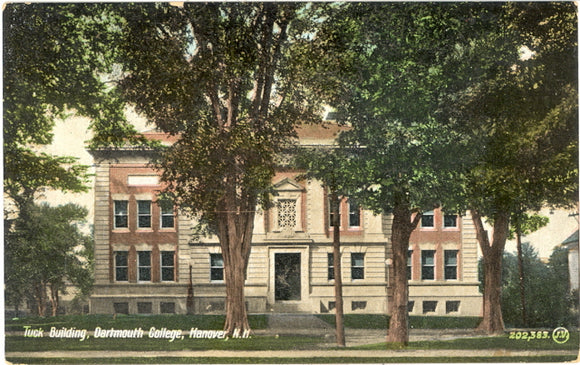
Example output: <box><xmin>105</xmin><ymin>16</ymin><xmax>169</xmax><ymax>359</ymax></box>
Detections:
<box><xmin>210</xmin><ymin>254</ymin><xmax>224</xmax><ymax>281</ymax></box>
<box><xmin>421</xmin><ymin>250</ymin><xmax>435</xmax><ymax>280</ymax></box>
<box><xmin>114</xmin><ymin>251</ymin><xmax>128</xmax><ymax>282</ymax></box>
<box><xmin>137</xmin><ymin>200</ymin><xmax>152</xmax><ymax>228</ymax></box>
<box><xmin>329</xmin><ymin>199</ymin><xmax>340</xmax><ymax>227</ymax></box>
<box><xmin>114</xmin><ymin>201</ymin><xmax>128</xmax><ymax>228</ymax></box>
<box><xmin>138</xmin><ymin>251</ymin><xmax>151</xmax><ymax>281</ymax></box>
<box><xmin>328</xmin><ymin>253</ymin><xmax>335</xmax><ymax>280</ymax></box>
<box><xmin>444</xmin><ymin>250</ymin><xmax>458</xmax><ymax>280</ymax></box>
<box><xmin>444</xmin><ymin>214</ymin><xmax>458</xmax><ymax>228</ymax></box>
<box><xmin>160</xmin><ymin>205</ymin><xmax>175</xmax><ymax>228</ymax></box>
<box><xmin>421</xmin><ymin>211</ymin><xmax>434</xmax><ymax>228</ymax></box>
<box><xmin>407</xmin><ymin>250</ymin><xmax>413</xmax><ymax>280</ymax></box>
<box><xmin>351</xmin><ymin>253</ymin><xmax>364</xmax><ymax>280</ymax></box>
<box><xmin>348</xmin><ymin>199</ymin><xmax>360</xmax><ymax>227</ymax></box>
<box><xmin>161</xmin><ymin>251</ymin><xmax>175</xmax><ymax>281</ymax></box>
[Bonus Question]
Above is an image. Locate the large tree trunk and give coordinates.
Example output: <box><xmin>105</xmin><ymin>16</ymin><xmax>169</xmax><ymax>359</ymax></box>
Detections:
<box><xmin>49</xmin><ymin>283</ymin><xmax>60</xmax><ymax>316</ymax></box>
<box><xmin>515</xmin><ymin>223</ymin><xmax>527</xmax><ymax>326</ymax></box>
<box><xmin>386</xmin><ymin>203</ymin><xmax>421</xmax><ymax>345</ymax></box>
<box><xmin>331</xmin><ymin>194</ymin><xmax>345</xmax><ymax>347</ymax></box>
<box><xmin>217</xmin><ymin>187</ymin><xmax>255</xmax><ymax>336</ymax></box>
<box><xmin>35</xmin><ymin>282</ymin><xmax>47</xmax><ymax>317</ymax></box>
<box><xmin>472</xmin><ymin>209</ymin><xmax>509</xmax><ymax>334</ymax></box>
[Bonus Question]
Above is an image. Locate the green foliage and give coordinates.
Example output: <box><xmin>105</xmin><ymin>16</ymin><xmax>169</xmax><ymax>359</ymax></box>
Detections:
<box><xmin>5</xmin><ymin>203</ymin><xmax>93</xmax><ymax>315</ymax></box>
<box><xmin>479</xmin><ymin>243</ymin><xmax>577</xmax><ymax>328</ymax></box>
<box><xmin>3</xmin><ymin>3</ymin><xmax>148</xmax><ymax>217</ymax></box>
<box><xmin>508</xmin><ymin>213</ymin><xmax>549</xmax><ymax>240</ymax></box>
<box><xmin>109</xmin><ymin>3</ymin><xmax>329</xmax><ymax>228</ymax></box>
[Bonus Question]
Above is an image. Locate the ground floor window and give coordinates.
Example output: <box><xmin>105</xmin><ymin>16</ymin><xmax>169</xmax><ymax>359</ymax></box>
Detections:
<box><xmin>351</xmin><ymin>253</ymin><xmax>365</xmax><ymax>280</ymax></box>
<box><xmin>210</xmin><ymin>254</ymin><xmax>224</xmax><ymax>281</ymax></box>
<box><xmin>423</xmin><ymin>300</ymin><xmax>437</xmax><ymax>314</ymax></box>
<box><xmin>328</xmin><ymin>253</ymin><xmax>335</xmax><ymax>281</ymax></box>
<box><xmin>161</xmin><ymin>251</ymin><xmax>175</xmax><ymax>281</ymax></box>
<box><xmin>114</xmin><ymin>251</ymin><xmax>129</xmax><ymax>282</ymax></box>
<box><xmin>138</xmin><ymin>251</ymin><xmax>152</xmax><ymax>282</ymax></box>
<box><xmin>446</xmin><ymin>300</ymin><xmax>460</xmax><ymax>313</ymax></box>
<box><xmin>421</xmin><ymin>250</ymin><xmax>435</xmax><ymax>280</ymax></box>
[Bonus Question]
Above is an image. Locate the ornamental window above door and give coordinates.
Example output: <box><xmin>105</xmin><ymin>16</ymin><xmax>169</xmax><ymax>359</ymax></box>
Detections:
<box><xmin>271</xmin><ymin>178</ymin><xmax>304</xmax><ymax>234</ymax></box>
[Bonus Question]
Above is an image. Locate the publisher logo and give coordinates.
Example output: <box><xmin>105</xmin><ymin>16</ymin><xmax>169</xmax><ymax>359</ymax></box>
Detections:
<box><xmin>551</xmin><ymin>327</ymin><xmax>570</xmax><ymax>344</ymax></box>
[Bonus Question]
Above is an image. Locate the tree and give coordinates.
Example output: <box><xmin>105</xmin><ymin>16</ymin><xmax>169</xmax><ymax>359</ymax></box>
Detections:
<box><xmin>446</xmin><ymin>2</ymin><xmax>578</xmax><ymax>334</ymax></box>
<box><xmin>509</xmin><ymin>213</ymin><xmax>549</xmax><ymax>326</ymax></box>
<box><xmin>5</xmin><ymin>203</ymin><xmax>93</xmax><ymax>316</ymax></box>
<box><xmin>316</xmin><ymin>3</ymin><xmax>475</xmax><ymax>345</ymax></box>
<box><xmin>111</xmin><ymin>3</ymin><xmax>329</xmax><ymax>335</ymax></box>
<box><xmin>295</xmin><ymin>146</ymin><xmax>360</xmax><ymax>347</ymax></box>
<box><xmin>479</xmin><ymin>243</ymin><xmax>576</xmax><ymax>328</ymax></box>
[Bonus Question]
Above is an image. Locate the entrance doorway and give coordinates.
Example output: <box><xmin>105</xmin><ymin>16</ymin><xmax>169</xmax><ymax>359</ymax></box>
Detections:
<box><xmin>274</xmin><ymin>253</ymin><xmax>301</xmax><ymax>301</ymax></box>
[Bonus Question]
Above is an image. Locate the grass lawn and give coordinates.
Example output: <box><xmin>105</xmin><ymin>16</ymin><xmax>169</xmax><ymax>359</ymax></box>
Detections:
<box><xmin>349</xmin><ymin>331</ymin><xmax>580</xmax><ymax>351</ymax></box>
<box><xmin>316</xmin><ymin>314</ymin><xmax>482</xmax><ymax>329</ymax></box>
<box><xmin>7</xmin><ymin>356</ymin><xmax>577</xmax><ymax>364</ymax></box>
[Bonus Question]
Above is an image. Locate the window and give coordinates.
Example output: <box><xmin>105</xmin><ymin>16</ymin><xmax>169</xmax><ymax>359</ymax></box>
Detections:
<box><xmin>137</xmin><ymin>200</ymin><xmax>152</xmax><ymax>228</ymax></box>
<box><xmin>137</xmin><ymin>302</ymin><xmax>152</xmax><ymax>314</ymax></box>
<box><xmin>278</xmin><ymin>199</ymin><xmax>297</xmax><ymax>229</ymax></box>
<box><xmin>113</xmin><ymin>302</ymin><xmax>129</xmax><ymax>315</ymax></box>
<box><xmin>329</xmin><ymin>198</ymin><xmax>340</xmax><ymax>227</ymax></box>
<box><xmin>408</xmin><ymin>301</ymin><xmax>415</xmax><ymax>313</ymax></box>
<box><xmin>423</xmin><ymin>301</ymin><xmax>437</xmax><ymax>314</ymax></box>
<box><xmin>114</xmin><ymin>201</ymin><xmax>128</xmax><ymax>228</ymax></box>
<box><xmin>160</xmin><ymin>201</ymin><xmax>175</xmax><ymax>228</ymax></box>
<box><xmin>328</xmin><ymin>253</ymin><xmax>335</xmax><ymax>280</ymax></box>
<box><xmin>421</xmin><ymin>250</ymin><xmax>435</xmax><ymax>280</ymax></box>
<box><xmin>348</xmin><ymin>199</ymin><xmax>361</xmax><ymax>227</ymax></box>
<box><xmin>210</xmin><ymin>254</ymin><xmax>224</xmax><ymax>281</ymax></box>
<box><xmin>421</xmin><ymin>211</ymin><xmax>434</xmax><ymax>228</ymax></box>
<box><xmin>444</xmin><ymin>214</ymin><xmax>457</xmax><ymax>228</ymax></box>
<box><xmin>138</xmin><ymin>251</ymin><xmax>151</xmax><ymax>281</ymax></box>
<box><xmin>114</xmin><ymin>251</ymin><xmax>128</xmax><ymax>282</ymax></box>
<box><xmin>160</xmin><ymin>302</ymin><xmax>176</xmax><ymax>314</ymax></box>
<box><xmin>444</xmin><ymin>250</ymin><xmax>458</xmax><ymax>280</ymax></box>
<box><xmin>352</xmin><ymin>301</ymin><xmax>367</xmax><ymax>310</ymax></box>
<box><xmin>407</xmin><ymin>250</ymin><xmax>413</xmax><ymax>280</ymax></box>
<box><xmin>351</xmin><ymin>253</ymin><xmax>364</xmax><ymax>280</ymax></box>
<box><xmin>161</xmin><ymin>251</ymin><xmax>175</xmax><ymax>281</ymax></box>
<box><xmin>446</xmin><ymin>300</ymin><xmax>460</xmax><ymax>313</ymax></box>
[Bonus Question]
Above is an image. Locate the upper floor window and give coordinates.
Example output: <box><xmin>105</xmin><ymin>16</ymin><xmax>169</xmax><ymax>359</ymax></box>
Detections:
<box><xmin>114</xmin><ymin>201</ymin><xmax>129</xmax><ymax>228</ymax></box>
<box><xmin>421</xmin><ymin>211</ymin><xmax>434</xmax><ymax>228</ymax></box>
<box><xmin>137</xmin><ymin>200</ymin><xmax>152</xmax><ymax>228</ymax></box>
<box><xmin>329</xmin><ymin>198</ymin><xmax>340</xmax><ymax>227</ymax></box>
<box><xmin>444</xmin><ymin>250</ymin><xmax>458</xmax><ymax>280</ymax></box>
<box><xmin>114</xmin><ymin>251</ymin><xmax>128</xmax><ymax>282</ymax></box>
<box><xmin>161</xmin><ymin>251</ymin><xmax>175</xmax><ymax>281</ymax></box>
<box><xmin>210</xmin><ymin>253</ymin><xmax>224</xmax><ymax>281</ymax></box>
<box><xmin>137</xmin><ymin>251</ymin><xmax>151</xmax><ymax>282</ymax></box>
<box><xmin>421</xmin><ymin>250</ymin><xmax>435</xmax><ymax>280</ymax></box>
<box><xmin>348</xmin><ymin>199</ymin><xmax>361</xmax><ymax>227</ymax></box>
<box><xmin>159</xmin><ymin>201</ymin><xmax>175</xmax><ymax>229</ymax></box>
<box><xmin>278</xmin><ymin>199</ymin><xmax>297</xmax><ymax>229</ymax></box>
<box><xmin>444</xmin><ymin>214</ymin><xmax>458</xmax><ymax>228</ymax></box>
<box><xmin>351</xmin><ymin>253</ymin><xmax>365</xmax><ymax>280</ymax></box>
<box><xmin>328</xmin><ymin>253</ymin><xmax>335</xmax><ymax>281</ymax></box>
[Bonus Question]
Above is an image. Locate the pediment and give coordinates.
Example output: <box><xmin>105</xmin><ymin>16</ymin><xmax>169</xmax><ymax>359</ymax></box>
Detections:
<box><xmin>273</xmin><ymin>178</ymin><xmax>304</xmax><ymax>192</ymax></box>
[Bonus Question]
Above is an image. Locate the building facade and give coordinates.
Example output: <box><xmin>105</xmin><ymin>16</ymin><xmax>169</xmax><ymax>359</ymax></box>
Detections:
<box><xmin>89</xmin><ymin>127</ymin><xmax>482</xmax><ymax>316</ymax></box>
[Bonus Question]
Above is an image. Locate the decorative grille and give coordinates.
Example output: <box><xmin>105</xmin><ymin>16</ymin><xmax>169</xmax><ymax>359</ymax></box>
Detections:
<box><xmin>278</xmin><ymin>199</ymin><xmax>297</xmax><ymax>229</ymax></box>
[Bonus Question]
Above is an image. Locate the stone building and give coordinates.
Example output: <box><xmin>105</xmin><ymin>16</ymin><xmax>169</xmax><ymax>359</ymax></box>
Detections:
<box><xmin>88</xmin><ymin>125</ymin><xmax>482</xmax><ymax>316</ymax></box>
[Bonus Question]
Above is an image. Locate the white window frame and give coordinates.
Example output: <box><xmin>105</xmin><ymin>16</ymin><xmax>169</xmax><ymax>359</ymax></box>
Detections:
<box><xmin>160</xmin><ymin>251</ymin><xmax>175</xmax><ymax>282</ymax></box>
<box><xmin>137</xmin><ymin>200</ymin><xmax>152</xmax><ymax>229</ymax></box>
<box><xmin>348</xmin><ymin>198</ymin><xmax>361</xmax><ymax>228</ymax></box>
<box><xmin>160</xmin><ymin>202</ymin><xmax>175</xmax><ymax>229</ymax></box>
<box><xmin>114</xmin><ymin>201</ymin><xmax>129</xmax><ymax>229</ymax></box>
<box><xmin>421</xmin><ymin>250</ymin><xmax>435</xmax><ymax>280</ymax></box>
<box><xmin>137</xmin><ymin>251</ymin><xmax>152</xmax><ymax>282</ymax></box>
<box><xmin>114</xmin><ymin>251</ymin><xmax>129</xmax><ymax>282</ymax></box>
<box><xmin>351</xmin><ymin>253</ymin><xmax>365</xmax><ymax>280</ymax></box>
<box><xmin>210</xmin><ymin>253</ymin><xmax>224</xmax><ymax>282</ymax></box>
